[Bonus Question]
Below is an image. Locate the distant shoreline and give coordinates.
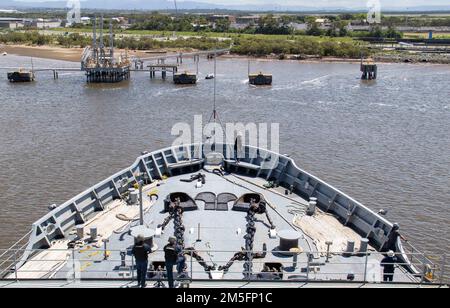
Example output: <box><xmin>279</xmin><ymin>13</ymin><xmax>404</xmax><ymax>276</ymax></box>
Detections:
<box><xmin>1</xmin><ymin>44</ymin><xmax>449</xmax><ymax>65</ymax></box>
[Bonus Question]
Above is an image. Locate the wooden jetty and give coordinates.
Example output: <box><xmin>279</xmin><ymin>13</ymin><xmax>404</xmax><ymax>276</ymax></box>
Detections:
<box><xmin>360</xmin><ymin>58</ymin><xmax>377</xmax><ymax>80</ymax></box>
<box><xmin>148</xmin><ymin>64</ymin><xmax>178</xmax><ymax>80</ymax></box>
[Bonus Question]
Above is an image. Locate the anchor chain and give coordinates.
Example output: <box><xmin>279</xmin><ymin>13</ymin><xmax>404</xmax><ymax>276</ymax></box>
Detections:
<box><xmin>243</xmin><ymin>199</ymin><xmax>258</xmax><ymax>279</ymax></box>
<box><xmin>220</xmin><ymin>199</ymin><xmax>271</xmax><ymax>275</ymax></box>
<box><xmin>158</xmin><ymin>213</ymin><xmax>174</xmax><ymax>230</ymax></box>
<box><xmin>184</xmin><ymin>247</ymin><xmax>214</xmax><ymax>272</ymax></box>
<box><xmin>259</xmin><ymin>201</ymin><xmax>276</xmax><ymax>230</ymax></box>
<box><xmin>219</xmin><ymin>251</ymin><xmax>246</xmax><ymax>272</ymax></box>
<box><xmin>172</xmin><ymin>198</ymin><xmax>185</xmax><ymax>248</ymax></box>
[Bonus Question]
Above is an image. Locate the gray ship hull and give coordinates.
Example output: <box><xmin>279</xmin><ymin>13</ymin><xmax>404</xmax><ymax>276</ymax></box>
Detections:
<box><xmin>0</xmin><ymin>143</ymin><xmax>441</xmax><ymax>286</ymax></box>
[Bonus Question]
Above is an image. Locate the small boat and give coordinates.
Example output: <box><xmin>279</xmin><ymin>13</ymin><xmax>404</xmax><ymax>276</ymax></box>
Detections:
<box><xmin>7</xmin><ymin>69</ymin><xmax>35</xmax><ymax>82</ymax></box>
<box><xmin>2</xmin><ymin>52</ymin><xmax>7</xmax><ymax>56</ymax></box>
<box><xmin>249</xmin><ymin>72</ymin><xmax>272</xmax><ymax>86</ymax></box>
<box><xmin>205</xmin><ymin>74</ymin><xmax>215</xmax><ymax>80</ymax></box>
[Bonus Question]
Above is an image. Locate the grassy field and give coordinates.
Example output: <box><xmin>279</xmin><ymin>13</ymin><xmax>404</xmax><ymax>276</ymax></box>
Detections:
<box><xmin>403</xmin><ymin>32</ymin><xmax>450</xmax><ymax>39</ymax></box>
<box><xmin>49</xmin><ymin>27</ymin><xmax>355</xmax><ymax>42</ymax></box>
<box><xmin>50</xmin><ymin>27</ymin><xmax>291</xmax><ymax>38</ymax></box>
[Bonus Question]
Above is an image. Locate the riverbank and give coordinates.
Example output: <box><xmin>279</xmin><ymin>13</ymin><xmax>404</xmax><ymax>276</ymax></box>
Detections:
<box><xmin>2</xmin><ymin>44</ymin><xmax>450</xmax><ymax>65</ymax></box>
<box><xmin>1</xmin><ymin>44</ymin><xmax>82</xmax><ymax>62</ymax></box>
<box><xmin>0</xmin><ymin>44</ymin><xmax>363</xmax><ymax>64</ymax></box>
<box><xmin>222</xmin><ymin>52</ymin><xmax>450</xmax><ymax>64</ymax></box>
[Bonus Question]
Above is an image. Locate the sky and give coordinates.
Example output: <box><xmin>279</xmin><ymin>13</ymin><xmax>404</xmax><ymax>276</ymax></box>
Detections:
<box><xmin>188</xmin><ymin>0</ymin><xmax>449</xmax><ymax>6</ymax></box>
<box><xmin>8</xmin><ymin>0</ymin><xmax>450</xmax><ymax>8</ymax></box>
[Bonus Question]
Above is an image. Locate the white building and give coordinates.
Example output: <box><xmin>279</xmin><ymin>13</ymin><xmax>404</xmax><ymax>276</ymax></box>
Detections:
<box><xmin>80</xmin><ymin>17</ymin><xmax>91</xmax><ymax>25</ymax></box>
<box><xmin>0</xmin><ymin>18</ymin><xmax>25</xmax><ymax>29</ymax></box>
<box><xmin>33</xmin><ymin>19</ymin><xmax>62</xmax><ymax>29</ymax></box>
<box><xmin>289</xmin><ymin>22</ymin><xmax>308</xmax><ymax>31</ymax></box>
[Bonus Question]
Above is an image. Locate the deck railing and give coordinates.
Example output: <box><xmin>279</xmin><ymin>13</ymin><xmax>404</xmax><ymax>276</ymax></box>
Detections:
<box><xmin>0</xmin><ymin>248</ymin><xmax>447</xmax><ymax>286</ymax></box>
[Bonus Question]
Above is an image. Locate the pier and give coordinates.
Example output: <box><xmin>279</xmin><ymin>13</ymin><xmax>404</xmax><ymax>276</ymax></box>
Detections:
<box><xmin>360</xmin><ymin>58</ymin><xmax>377</xmax><ymax>80</ymax></box>
<box><xmin>148</xmin><ymin>63</ymin><xmax>178</xmax><ymax>80</ymax></box>
<box><xmin>3</xmin><ymin>47</ymin><xmax>228</xmax><ymax>83</ymax></box>
<box><xmin>81</xmin><ymin>16</ymin><xmax>131</xmax><ymax>83</ymax></box>
<box><xmin>147</xmin><ymin>53</ymin><xmax>201</xmax><ymax>84</ymax></box>
<box><xmin>85</xmin><ymin>67</ymin><xmax>130</xmax><ymax>83</ymax></box>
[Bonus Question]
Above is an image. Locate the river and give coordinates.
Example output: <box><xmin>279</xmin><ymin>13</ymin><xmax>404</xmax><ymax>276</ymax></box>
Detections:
<box><xmin>0</xmin><ymin>55</ymin><xmax>449</xmax><ymax>265</ymax></box>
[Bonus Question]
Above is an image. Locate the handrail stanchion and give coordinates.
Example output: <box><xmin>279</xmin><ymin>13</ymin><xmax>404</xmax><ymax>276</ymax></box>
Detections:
<box><xmin>190</xmin><ymin>250</ymin><xmax>193</xmax><ymax>280</ymax></box>
<box><xmin>13</xmin><ymin>250</ymin><xmax>18</xmax><ymax>282</ymax></box>
<box><xmin>440</xmin><ymin>255</ymin><xmax>446</xmax><ymax>287</ymax></box>
<box><xmin>306</xmin><ymin>252</ymin><xmax>311</xmax><ymax>282</ymax></box>
<box><xmin>131</xmin><ymin>255</ymin><xmax>135</xmax><ymax>282</ymax></box>
<box><xmin>363</xmin><ymin>252</ymin><xmax>369</xmax><ymax>283</ymax></box>
<box><xmin>420</xmin><ymin>261</ymin><xmax>426</xmax><ymax>285</ymax></box>
<box><xmin>71</xmin><ymin>249</ymin><xmax>76</xmax><ymax>282</ymax></box>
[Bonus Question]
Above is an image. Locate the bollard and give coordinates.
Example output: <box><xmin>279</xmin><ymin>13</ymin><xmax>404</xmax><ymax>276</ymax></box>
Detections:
<box><xmin>129</xmin><ymin>188</ymin><xmax>138</xmax><ymax>205</ymax></box>
<box><xmin>359</xmin><ymin>238</ymin><xmax>369</xmax><ymax>255</ymax></box>
<box><xmin>76</xmin><ymin>225</ymin><xmax>84</xmax><ymax>239</ymax></box>
<box><xmin>90</xmin><ymin>227</ymin><xmax>98</xmax><ymax>242</ymax></box>
<box><xmin>307</xmin><ymin>200</ymin><xmax>317</xmax><ymax>216</ymax></box>
<box><xmin>344</xmin><ymin>240</ymin><xmax>355</xmax><ymax>257</ymax></box>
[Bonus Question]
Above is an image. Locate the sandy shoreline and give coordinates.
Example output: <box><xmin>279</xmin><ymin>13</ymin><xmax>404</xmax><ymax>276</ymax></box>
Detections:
<box><xmin>0</xmin><ymin>44</ymin><xmax>159</xmax><ymax>63</ymax></box>
<box><xmin>1</xmin><ymin>45</ymin><xmax>83</xmax><ymax>62</ymax></box>
<box><xmin>1</xmin><ymin>44</ymin><xmax>449</xmax><ymax>65</ymax></box>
